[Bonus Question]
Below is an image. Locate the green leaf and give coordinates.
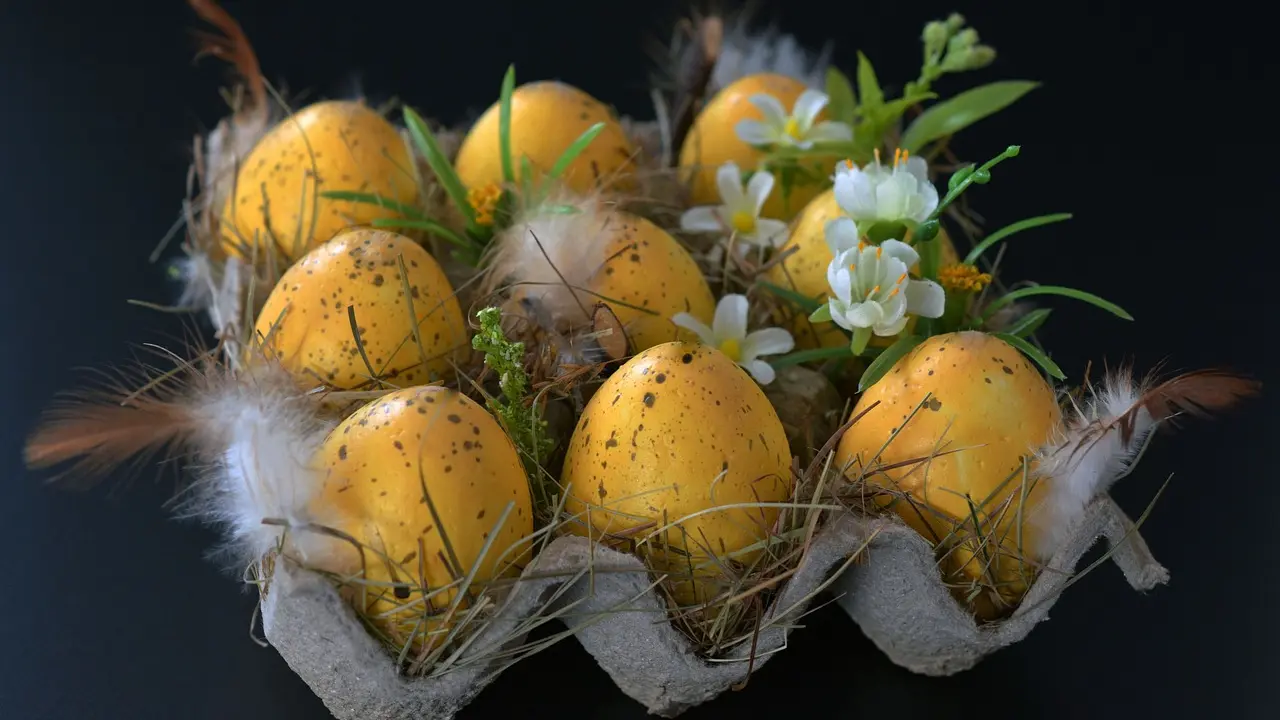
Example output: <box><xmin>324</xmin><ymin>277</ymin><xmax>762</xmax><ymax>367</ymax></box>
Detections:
<box><xmin>983</xmin><ymin>285</ymin><xmax>1133</xmax><ymax>321</ymax></box>
<box><xmin>825</xmin><ymin>67</ymin><xmax>858</xmax><ymax>125</ymax></box>
<box><xmin>856</xmin><ymin>52</ymin><xmax>884</xmax><ymax>112</ymax></box>
<box><xmin>318</xmin><ymin>191</ymin><xmax>426</xmax><ymax>220</ymax></box>
<box><xmin>899</xmin><ymin>81</ymin><xmax>1040</xmax><ymax>153</ymax></box>
<box><xmin>757</xmin><ymin>280</ymin><xmax>822</xmax><ymax>313</ymax></box>
<box><xmin>769</xmin><ymin>344</ymin><xmax>854</xmax><ymax>370</ymax></box>
<box><xmin>808</xmin><ymin>304</ymin><xmax>833</xmax><ymax>323</ymax></box>
<box><xmin>369</xmin><ymin>218</ymin><xmax>475</xmax><ymax>250</ymax></box>
<box><xmin>499</xmin><ymin>65</ymin><xmax>517</xmax><ymax>185</ymax></box>
<box><xmin>403</xmin><ymin>107</ymin><xmax>478</xmax><ymax>231</ymax></box>
<box><xmin>548</xmin><ymin>122</ymin><xmax>606</xmax><ymax>179</ymax></box>
<box><xmin>1000</xmin><ymin>308</ymin><xmax>1053</xmax><ymax>338</ymax></box>
<box><xmin>876</xmin><ymin>93</ymin><xmax>938</xmax><ymax>127</ymax></box>
<box><xmin>992</xmin><ymin>332</ymin><xmax>1066</xmax><ymax>380</ymax></box>
<box><xmin>864</xmin><ymin>220</ymin><xmax>910</xmax><ymax>244</ymax></box>
<box><xmin>964</xmin><ymin>213</ymin><xmax>1073</xmax><ymax>265</ymax></box>
<box><xmin>858</xmin><ymin>335</ymin><xmax>925</xmax><ymax>392</ymax></box>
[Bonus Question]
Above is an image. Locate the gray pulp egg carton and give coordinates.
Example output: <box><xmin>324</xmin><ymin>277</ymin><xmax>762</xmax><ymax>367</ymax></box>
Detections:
<box><xmin>833</xmin><ymin>493</ymin><xmax>1169</xmax><ymax>676</ymax></box>
<box><xmin>260</xmin><ymin>512</ymin><xmax>867</xmax><ymax>719</ymax></box>
<box><xmin>260</xmin><ymin>496</ymin><xmax>1166</xmax><ymax>719</ymax></box>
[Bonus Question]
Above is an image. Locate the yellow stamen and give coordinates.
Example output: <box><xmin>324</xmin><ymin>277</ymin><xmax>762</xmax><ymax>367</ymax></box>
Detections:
<box><xmin>843</xmin><ymin>158</ymin><xmax>855</xmax><ymax>170</ymax></box>
<box><xmin>938</xmin><ymin>263</ymin><xmax>994</xmax><ymax>293</ymax></box>
<box><xmin>866</xmin><ymin>284</ymin><xmax>881</xmax><ymax>300</ymax></box>
<box><xmin>849</xmin><ymin>263</ymin><xmax>857</xmax><ymax>272</ymax></box>
<box><xmin>888</xmin><ymin>286</ymin><xmax>900</xmax><ymax>298</ymax></box>
<box><xmin>467</xmin><ymin>182</ymin><xmax>503</xmax><ymax>227</ymax></box>
<box><xmin>896</xmin><ymin>272</ymin><xmax>907</xmax><ymax>284</ymax></box>
<box><xmin>875</xmin><ymin>246</ymin><xmax>883</xmax><ymax>259</ymax></box>
<box><xmin>783</xmin><ymin>117</ymin><xmax>802</xmax><ymax>139</ymax></box>
<box><xmin>874</xmin><ymin>148</ymin><xmax>881</xmax><ymax>165</ymax></box>
<box><xmin>858</xmin><ymin>240</ymin><xmax>868</xmax><ymax>251</ymax></box>
<box><xmin>718</xmin><ymin>337</ymin><xmax>742</xmax><ymax>362</ymax></box>
<box><xmin>729</xmin><ymin>209</ymin><xmax>758</xmax><ymax>234</ymax></box>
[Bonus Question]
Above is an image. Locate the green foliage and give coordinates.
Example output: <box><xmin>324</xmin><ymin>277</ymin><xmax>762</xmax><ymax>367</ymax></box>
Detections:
<box><xmin>993</xmin><ymin>332</ymin><xmax>1065</xmax><ymax>380</ymax></box>
<box><xmin>964</xmin><ymin>212</ymin><xmax>1072</xmax><ymax>265</ymax></box>
<box><xmin>471</xmin><ymin>307</ymin><xmax>556</xmax><ymax>475</ymax></box>
<box><xmin>900</xmin><ymin>81</ymin><xmax>1040</xmax><ymax>153</ymax></box>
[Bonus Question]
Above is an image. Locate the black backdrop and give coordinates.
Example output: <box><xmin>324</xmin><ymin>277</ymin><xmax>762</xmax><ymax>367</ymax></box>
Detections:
<box><xmin>1</xmin><ymin>1</ymin><xmax>1275</xmax><ymax>718</ymax></box>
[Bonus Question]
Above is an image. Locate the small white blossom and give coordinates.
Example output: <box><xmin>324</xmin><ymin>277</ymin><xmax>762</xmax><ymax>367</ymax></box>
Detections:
<box><xmin>680</xmin><ymin>162</ymin><xmax>789</xmax><ymax>249</ymax></box>
<box><xmin>735</xmin><ymin>89</ymin><xmax>853</xmax><ymax>150</ymax></box>
<box><xmin>833</xmin><ymin>149</ymin><xmax>939</xmax><ymax>226</ymax></box>
<box><xmin>825</xmin><ymin>239</ymin><xmax>945</xmax><ymax>338</ymax></box>
<box><xmin>672</xmin><ymin>294</ymin><xmax>795</xmax><ymax>385</ymax></box>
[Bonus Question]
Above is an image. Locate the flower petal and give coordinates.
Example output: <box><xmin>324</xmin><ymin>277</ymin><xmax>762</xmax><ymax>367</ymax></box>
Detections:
<box><xmin>713</xmin><ymin>293</ymin><xmax>749</xmax><ymax>340</ymax></box>
<box><xmin>916</xmin><ymin>181</ymin><xmax>940</xmax><ymax>222</ymax></box>
<box><xmin>748</xmin><ymin>93</ymin><xmax>790</xmax><ymax>128</ymax></box>
<box><xmin>824</xmin><ymin>217</ymin><xmax>861</xmax><ymax>255</ymax></box>
<box><xmin>904</xmin><ymin>279</ymin><xmax>946</xmax><ymax>318</ymax></box>
<box><xmin>842</xmin><ymin>300</ymin><xmax>884</xmax><ymax>329</ymax></box>
<box><xmin>741</xmin><ymin>327</ymin><xmax>795</xmax><ymax>359</ymax></box>
<box><xmin>745</xmin><ymin>171</ymin><xmax>776</xmax><ymax>214</ymax></box>
<box><xmin>671</xmin><ymin>312</ymin><xmax>716</xmax><ymax>344</ymax></box>
<box><xmin>755</xmin><ymin>218</ymin><xmax>790</xmax><ymax>247</ymax></box>
<box><xmin>792</xmin><ymin>89</ymin><xmax>830</xmax><ymax>130</ymax></box>
<box><xmin>879</xmin><ymin>239</ymin><xmax>920</xmax><ymax>268</ymax></box>
<box><xmin>903</xmin><ymin>154</ymin><xmax>931</xmax><ymax>183</ymax></box>
<box><xmin>744</xmin><ymin>359</ymin><xmax>777</xmax><ymax>386</ymax></box>
<box><xmin>806</xmin><ymin>121</ymin><xmax>854</xmax><ymax>143</ymax></box>
<box><xmin>827</xmin><ymin>261</ymin><xmax>853</xmax><ymax>304</ymax></box>
<box><xmin>715</xmin><ymin>162</ymin><xmax>746</xmax><ymax>207</ymax></box>
<box><xmin>680</xmin><ymin>206</ymin><xmax>725</xmax><ymax>233</ymax></box>
<box><xmin>874</xmin><ymin>314</ymin><xmax>909</xmax><ymax>337</ymax></box>
<box><xmin>735</xmin><ymin>119</ymin><xmax>777</xmax><ymax>146</ymax></box>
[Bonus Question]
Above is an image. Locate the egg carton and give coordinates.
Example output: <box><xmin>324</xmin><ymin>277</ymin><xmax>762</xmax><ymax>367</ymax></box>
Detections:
<box><xmin>261</xmin><ymin>511</ymin><xmax>867</xmax><ymax>719</ymax></box>
<box><xmin>834</xmin><ymin>493</ymin><xmax>1169</xmax><ymax>676</ymax></box>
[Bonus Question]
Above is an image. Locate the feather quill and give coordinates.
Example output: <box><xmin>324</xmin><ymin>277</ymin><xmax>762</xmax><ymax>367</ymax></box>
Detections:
<box><xmin>1028</xmin><ymin>368</ymin><xmax>1260</xmax><ymax>558</ymax></box>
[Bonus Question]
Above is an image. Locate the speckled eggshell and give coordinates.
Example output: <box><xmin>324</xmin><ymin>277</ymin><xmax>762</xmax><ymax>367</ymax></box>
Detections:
<box><xmin>587</xmin><ymin>212</ymin><xmax>716</xmax><ymax>353</ymax></box>
<box><xmin>311</xmin><ymin>386</ymin><xmax>534</xmax><ymax>644</ymax></box>
<box><xmin>764</xmin><ymin>188</ymin><xmax>961</xmax><ymax>351</ymax></box>
<box><xmin>678</xmin><ymin>73</ymin><xmax>837</xmax><ymax>221</ymax></box>
<box><xmin>253</xmin><ymin>229</ymin><xmax>468</xmax><ymax>390</ymax></box>
<box><xmin>454</xmin><ymin>80</ymin><xmax>637</xmax><ymax>195</ymax></box>
<box><xmin>219</xmin><ymin>100</ymin><xmax>419</xmax><ymax>262</ymax></box>
<box><xmin>561</xmin><ymin>341</ymin><xmax>793</xmax><ymax>604</ymax></box>
<box><xmin>834</xmin><ymin>331</ymin><xmax>1063</xmax><ymax>614</ymax></box>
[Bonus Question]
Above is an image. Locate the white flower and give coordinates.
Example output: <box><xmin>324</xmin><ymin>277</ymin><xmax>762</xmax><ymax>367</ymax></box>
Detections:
<box><xmin>825</xmin><ymin>239</ymin><xmax>945</xmax><ymax>338</ymax></box>
<box><xmin>672</xmin><ymin>294</ymin><xmax>795</xmax><ymax>385</ymax></box>
<box><xmin>833</xmin><ymin>149</ymin><xmax>939</xmax><ymax>226</ymax></box>
<box><xmin>680</xmin><ymin>162</ymin><xmax>789</xmax><ymax>248</ymax></box>
<box><xmin>734</xmin><ymin>89</ymin><xmax>854</xmax><ymax>150</ymax></box>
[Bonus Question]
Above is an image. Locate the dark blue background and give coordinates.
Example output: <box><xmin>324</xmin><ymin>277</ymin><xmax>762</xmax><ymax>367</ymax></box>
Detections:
<box><xmin>1</xmin><ymin>1</ymin><xmax>1273</xmax><ymax>717</ymax></box>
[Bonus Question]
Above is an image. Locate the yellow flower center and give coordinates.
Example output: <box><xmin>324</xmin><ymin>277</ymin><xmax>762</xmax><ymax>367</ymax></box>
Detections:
<box><xmin>717</xmin><ymin>337</ymin><xmax>743</xmax><ymax>362</ymax></box>
<box><xmin>938</xmin><ymin>263</ymin><xmax>993</xmax><ymax>293</ymax></box>
<box><xmin>783</xmin><ymin>117</ymin><xmax>802</xmax><ymax>140</ymax></box>
<box><xmin>729</xmin><ymin>209</ymin><xmax>758</xmax><ymax>234</ymax></box>
<box><xmin>467</xmin><ymin>182</ymin><xmax>503</xmax><ymax>227</ymax></box>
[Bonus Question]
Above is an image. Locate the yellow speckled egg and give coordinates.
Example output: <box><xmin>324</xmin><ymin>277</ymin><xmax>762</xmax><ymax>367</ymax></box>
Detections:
<box><xmin>765</xmin><ymin>189</ymin><xmax>960</xmax><ymax>350</ymax></box>
<box><xmin>571</xmin><ymin>211</ymin><xmax>716</xmax><ymax>353</ymax></box>
<box><xmin>219</xmin><ymin>100</ymin><xmax>419</xmax><ymax>262</ymax></box>
<box><xmin>454</xmin><ymin>81</ymin><xmax>637</xmax><ymax>195</ymax></box>
<box><xmin>561</xmin><ymin>341</ymin><xmax>793</xmax><ymax>605</ymax></box>
<box><xmin>253</xmin><ymin>229</ymin><xmax>468</xmax><ymax>390</ymax></box>
<box><xmin>678</xmin><ymin>73</ymin><xmax>837</xmax><ymax>221</ymax></box>
<box><xmin>834</xmin><ymin>331</ymin><xmax>1062</xmax><ymax>617</ymax></box>
<box><xmin>311</xmin><ymin>386</ymin><xmax>534</xmax><ymax>647</ymax></box>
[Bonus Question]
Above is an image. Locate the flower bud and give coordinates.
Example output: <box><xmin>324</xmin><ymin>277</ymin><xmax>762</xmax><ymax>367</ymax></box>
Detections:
<box><xmin>923</xmin><ymin>20</ymin><xmax>949</xmax><ymax>55</ymax></box>
<box><xmin>948</xmin><ymin>28</ymin><xmax>979</xmax><ymax>54</ymax></box>
<box><xmin>945</xmin><ymin>13</ymin><xmax>966</xmax><ymax>32</ymax></box>
<box><xmin>967</xmin><ymin>45</ymin><xmax>997</xmax><ymax>69</ymax></box>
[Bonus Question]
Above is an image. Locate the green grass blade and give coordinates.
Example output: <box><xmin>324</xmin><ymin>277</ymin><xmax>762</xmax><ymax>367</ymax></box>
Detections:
<box><xmin>857</xmin><ymin>334</ymin><xmax>924</xmax><ymax>392</ymax></box>
<box><xmin>369</xmin><ymin>217</ymin><xmax>475</xmax><ymax>250</ymax></box>
<box><xmin>756</xmin><ymin>280</ymin><xmax>822</xmax><ymax>313</ymax></box>
<box><xmin>318</xmin><ymin>191</ymin><xmax>426</xmax><ymax>220</ymax></box>
<box><xmin>1000</xmin><ymin>307</ymin><xmax>1053</xmax><ymax>337</ymax></box>
<box><xmin>963</xmin><ymin>213</ymin><xmax>1073</xmax><ymax>265</ymax></box>
<box><xmin>983</xmin><ymin>285</ymin><xmax>1133</xmax><ymax>322</ymax></box>
<box><xmin>992</xmin><ymin>332</ymin><xmax>1066</xmax><ymax>380</ymax></box>
<box><xmin>900</xmin><ymin>81</ymin><xmax>1040</xmax><ymax>153</ymax></box>
<box><xmin>549</xmin><ymin>122</ymin><xmax>606</xmax><ymax>179</ymax></box>
<box><xmin>499</xmin><ymin>65</ymin><xmax>516</xmax><ymax>185</ymax></box>
<box><xmin>402</xmin><ymin>106</ymin><xmax>478</xmax><ymax>231</ymax></box>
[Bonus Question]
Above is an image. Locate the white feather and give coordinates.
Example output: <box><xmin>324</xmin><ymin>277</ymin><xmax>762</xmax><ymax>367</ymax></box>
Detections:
<box><xmin>711</xmin><ymin>23</ymin><xmax>831</xmax><ymax>93</ymax></box>
<box><xmin>483</xmin><ymin>194</ymin><xmax>615</xmax><ymax>329</ymax></box>
<box><xmin>175</xmin><ymin>365</ymin><xmax>342</xmax><ymax>571</ymax></box>
<box><xmin>1027</xmin><ymin>370</ymin><xmax>1158</xmax><ymax>559</ymax></box>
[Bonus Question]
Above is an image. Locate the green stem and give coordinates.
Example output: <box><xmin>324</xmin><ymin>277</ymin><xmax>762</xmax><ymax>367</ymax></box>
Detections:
<box><xmin>928</xmin><ymin>145</ymin><xmax>1021</xmax><ymax>222</ymax></box>
<box><xmin>850</xmin><ymin>327</ymin><xmax>873</xmax><ymax>356</ymax></box>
